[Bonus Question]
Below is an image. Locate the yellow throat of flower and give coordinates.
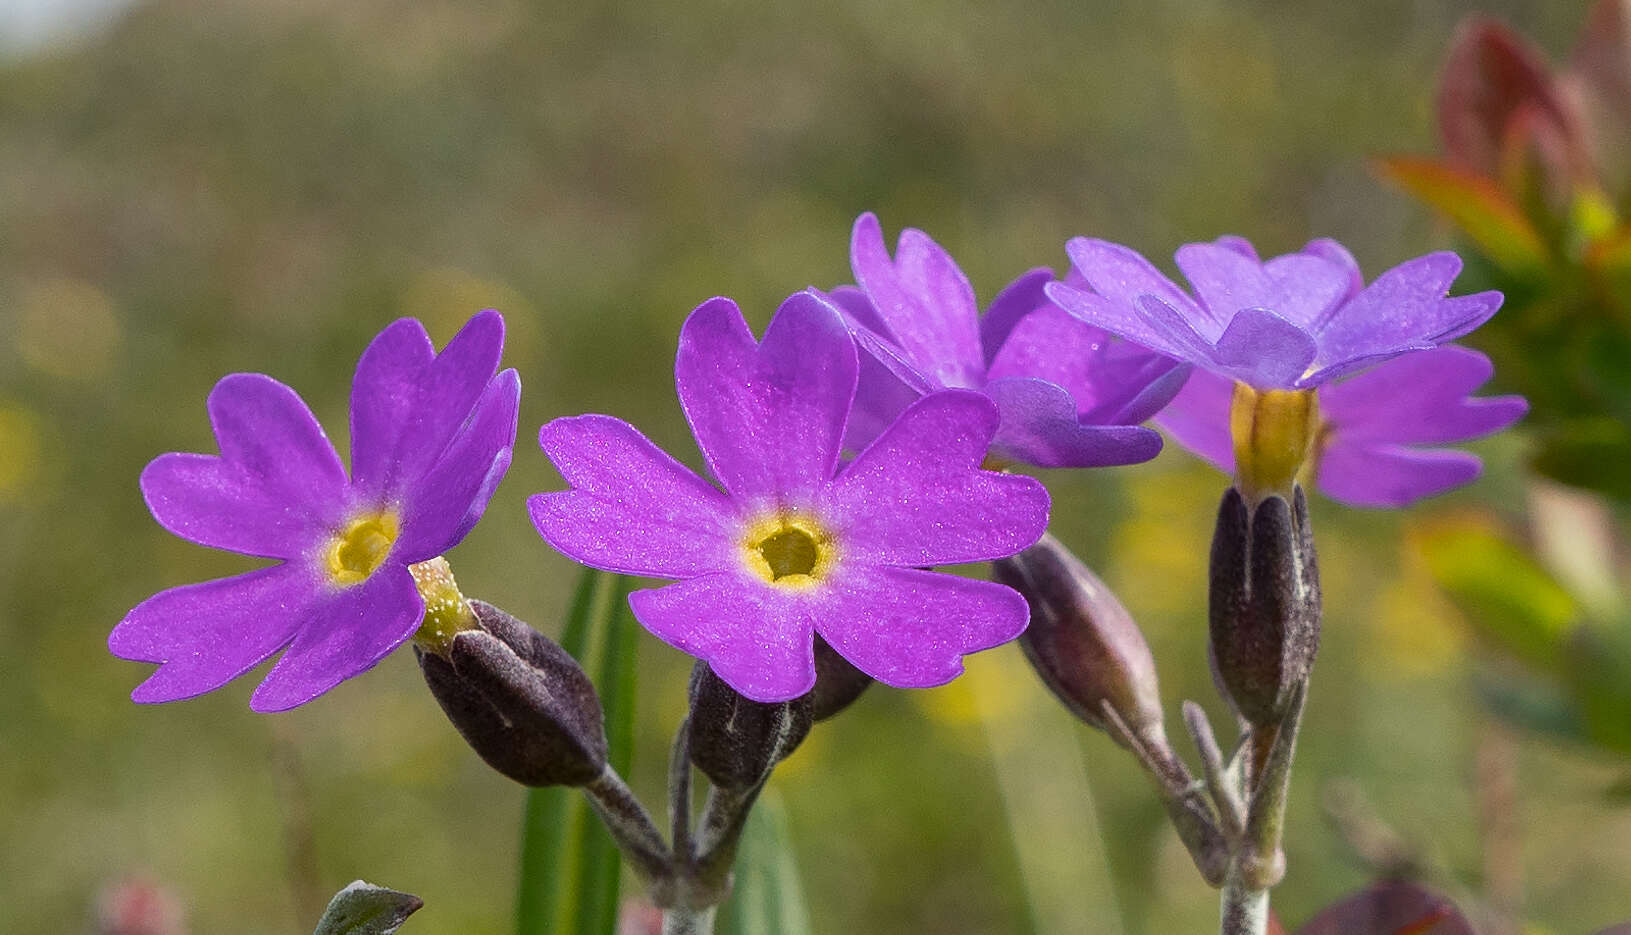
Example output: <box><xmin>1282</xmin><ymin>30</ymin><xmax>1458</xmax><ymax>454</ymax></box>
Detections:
<box><xmin>742</xmin><ymin>513</ymin><xmax>836</xmax><ymax>589</ymax></box>
<box><xmin>1229</xmin><ymin>382</ymin><xmax>1321</xmax><ymax>504</ymax></box>
<box><xmin>324</xmin><ymin>510</ymin><xmax>401</xmax><ymax>585</ymax></box>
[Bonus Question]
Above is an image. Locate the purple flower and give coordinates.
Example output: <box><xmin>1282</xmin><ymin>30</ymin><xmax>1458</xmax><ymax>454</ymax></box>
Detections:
<box><xmin>1157</xmin><ymin>345</ymin><xmax>1528</xmax><ymax>507</ymax></box>
<box><xmin>529</xmin><ymin>291</ymin><xmax>1050</xmax><ymax>702</ymax></box>
<box><xmin>828</xmin><ymin>213</ymin><xmax>1188</xmax><ymax>468</ymax></box>
<box><xmin>110</xmin><ymin>312</ymin><xmax>521</xmax><ymax>711</ymax></box>
<box><xmin>1047</xmin><ymin>235</ymin><xmax>1504</xmax><ymax>390</ymax></box>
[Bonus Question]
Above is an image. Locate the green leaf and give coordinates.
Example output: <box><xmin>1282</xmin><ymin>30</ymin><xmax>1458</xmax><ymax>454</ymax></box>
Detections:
<box><xmin>1414</xmin><ymin>521</ymin><xmax>1580</xmax><ymax>672</ymax></box>
<box><xmin>1471</xmin><ymin>666</ymin><xmax>1588</xmax><ymax>743</ymax></box>
<box><xmin>311</xmin><ymin>881</ymin><xmax>422</xmax><ymax>935</ymax></box>
<box><xmin>1375</xmin><ymin>156</ymin><xmax>1551</xmax><ymax>277</ymax></box>
<box><xmin>717</xmin><ymin>788</ymin><xmax>813</xmax><ymax>935</ymax></box>
<box><xmin>515</xmin><ymin>568</ymin><xmax>639</xmax><ymax>935</ymax></box>
<box><xmin>1566</xmin><ymin>625</ymin><xmax>1631</xmax><ymax>757</ymax></box>
<box><xmin>1532</xmin><ymin>417</ymin><xmax>1631</xmax><ymax>502</ymax></box>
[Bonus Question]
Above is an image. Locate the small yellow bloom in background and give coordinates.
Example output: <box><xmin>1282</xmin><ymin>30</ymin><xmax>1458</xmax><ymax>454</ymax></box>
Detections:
<box><xmin>0</xmin><ymin>400</ymin><xmax>44</xmax><ymax>503</ymax></box>
<box><xmin>16</xmin><ymin>277</ymin><xmax>123</xmax><ymax>383</ymax></box>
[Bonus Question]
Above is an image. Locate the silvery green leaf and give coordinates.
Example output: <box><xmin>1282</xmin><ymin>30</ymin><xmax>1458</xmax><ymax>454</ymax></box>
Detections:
<box><xmin>311</xmin><ymin>881</ymin><xmax>423</xmax><ymax>935</ymax></box>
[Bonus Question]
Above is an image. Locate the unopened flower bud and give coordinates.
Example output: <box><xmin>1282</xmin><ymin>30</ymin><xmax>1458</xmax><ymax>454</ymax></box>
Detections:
<box><xmin>1208</xmin><ymin>486</ymin><xmax>1321</xmax><ymax>728</ymax></box>
<box><xmin>811</xmin><ymin>635</ymin><xmax>872</xmax><ymax>721</ymax></box>
<box><xmin>417</xmin><ymin>600</ymin><xmax>607</xmax><ymax>787</ymax></box>
<box><xmin>994</xmin><ymin>533</ymin><xmax>1164</xmax><ymax>735</ymax></box>
<box><xmin>686</xmin><ymin>662</ymin><xmax>813</xmax><ymax>790</ymax></box>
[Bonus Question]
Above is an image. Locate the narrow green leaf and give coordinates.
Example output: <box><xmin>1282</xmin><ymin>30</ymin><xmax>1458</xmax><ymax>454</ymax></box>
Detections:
<box><xmin>311</xmin><ymin>881</ymin><xmax>422</xmax><ymax>935</ymax></box>
<box><xmin>718</xmin><ymin>788</ymin><xmax>813</xmax><ymax>935</ymax></box>
<box><xmin>516</xmin><ymin>568</ymin><xmax>639</xmax><ymax>935</ymax></box>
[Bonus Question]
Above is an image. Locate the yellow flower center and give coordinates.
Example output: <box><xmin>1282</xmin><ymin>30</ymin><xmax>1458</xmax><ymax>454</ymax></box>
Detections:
<box><xmin>324</xmin><ymin>510</ymin><xmax>401</xmax><ymax>586</ymax></box>
<box><xmin>1229</xmin><ymin>382</ymin><xmax>1320</xmax><ymax>505</ymax></box>
<box><xmin>742</xmin><ymin>513</ymin><xmax>836</xmax><ymax>589</ymax></box>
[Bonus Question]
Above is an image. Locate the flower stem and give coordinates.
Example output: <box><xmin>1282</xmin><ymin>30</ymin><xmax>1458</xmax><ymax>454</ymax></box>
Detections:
<box><xmin>661</xmin><ymin>906</ymin><xmax>718</xmax><ymax>935</ymax></box>
<box><xmin>1219</xmin><ymin>872</ymin><xmax>1268</xmax><ymax>935</ymax></box>
<box><xmin>582</xmin><ymin>767</ymin><xmax>674</xmax><ymax>890</ymax></box>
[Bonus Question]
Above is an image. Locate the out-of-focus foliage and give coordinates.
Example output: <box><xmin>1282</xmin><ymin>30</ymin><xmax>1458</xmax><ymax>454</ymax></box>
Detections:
<box><xmin>2</xmin><ymin>1</ymin><xmax>1627</xmax><ymax>934</ymax></box>
<box><xmin>1377</xmin><ymin>0</ymin><xmax>1631</xmax><ymax>500</ymax></box>
<box><xmin>1384</xmin><ymin>2</ymin><xmax>1631</xmax><ymax>779</ymax></box>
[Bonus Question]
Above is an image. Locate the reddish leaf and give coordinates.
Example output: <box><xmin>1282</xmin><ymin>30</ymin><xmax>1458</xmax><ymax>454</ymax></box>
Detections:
<box><xmin>1267</xmin><ymin>910</ymin><xmax>1289</xmax><ymax>935</ymax></box>
<box><xmin>1575</xmin><ymin>1</ymin><xmax>1631</xmax><ymax>123</ymax></box>
<box><xmin>1295</xmin><ymin>880</ymin><xmax>1476</xmax><ymax>935</ymax></box>
<box><xmin>1439</xmin><ymin>17</ymin><xmax>1587</xmax><ymax>180</ymax></box>
<box><xmin>1589</xmin><ymin>925</ymin><xmax>1631</xmax><ymax>935</ymax></box>
<box><xmin>1571</xmin><ymin>0</ymin><xmax>1631</xmax><ymax>188</ymax></box>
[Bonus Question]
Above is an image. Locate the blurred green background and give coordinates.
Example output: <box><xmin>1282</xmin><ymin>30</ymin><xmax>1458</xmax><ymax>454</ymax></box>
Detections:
<box><xmin>2</xmin><ymin>0</ymin><xmax>1627</xmax><ymax>932</ymax></box>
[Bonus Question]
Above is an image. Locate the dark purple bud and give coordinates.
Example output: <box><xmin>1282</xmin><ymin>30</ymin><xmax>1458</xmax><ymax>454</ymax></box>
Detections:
<box><xmin>1295</xmin><ymin>880</ymin><xmax>1474</xmax><ymax>935</ymax></box>
<box><xmin>811</xmin><ymin>634</ymin><xmax>871</xmax><ymax>721</ymax></box>
<box><xmin>994</xmin><ymin>533</ymin><xmax>1164</xmax><ymax>735</ymax></box>
<box><xmin>417</xmin><ymin>600</ymin><xmax>607</xmax><ymax>787</ymax></box>
<box><xmin>687</xmin><ymin>662</ymin><xmax>812</xmax><ymax>790</ymax></box>
<box><xmin>1209</xmin><ymin>487</ymin><xmax>1321</xmax><ymax>729</ymax></box>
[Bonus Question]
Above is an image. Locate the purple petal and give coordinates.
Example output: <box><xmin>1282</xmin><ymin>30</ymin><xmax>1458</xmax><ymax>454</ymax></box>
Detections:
<box><xmin>249</xmin><ymin>563</ymin><xmax>423</xmax><ymax>712</ymax></box>
<box><xmin>1046</xmin><ymin>284</ymin><xmax>1192</xmax><ymax>361</ymax></box>
<box><xmin>987</xmin><ymin>303</ymin><xmax>1185</xmax><ymax>422</ymax></box>
<box><xmin>111</xmin><ymin>564</ymin><xmax>313</xmax><ymax>704</ymax></box>
<box><xmin>1261</xmin><ymin>253</ymin><xmax>1353</xmax><ymax>328</ymax></box>
<box><xmin>629</xmin><ymin>573</ymin><xmax>817</xmax><ymax>702</ymax></box>
<box><xmin>141</xmin><ymin>374</ymin><xmax>348</xmax><ymax>558</ymax></box>
<box><xmin>531</xmin><ymin>414</ymin><xmax>740</xmax><ymax>578</ymax></box>
<box><xmin>1094</xmin><ymin>356</ymin><xmax>1191</xmax><ymax>426</ymax></box>
<box><xmin>1311</xmin><ymin>253</ymin><xmax>1502</xmax><ymax>367</ymax></box>
<box><xmin>1213</xmin><ymin>235</ymin><xmax>1260</xmax><ymax>261</ymax></box>
<box><xmin>1174</xmin><ymin>242</ymin><xmax>1279</xmax><ymax>331</ymax></box>
<box><xmin>987</xmin><ymin>304</ymin><xmax>1117</xmax><ymax>400</ymax></box>
<box><xmin>821</xmin><ymin>390</ymin><xmax>1049</xmax><ymax>564</ymax></box>
<box><xmin>979</xmin><ymin>268</ymin><xmax>1054</xmax><ymax>366</ymax></box>
<box><xmin>395</xmin><ymin>368</ymin><xmax>521</xmax><ymax>561</ymax></box>
<box><xmin>1132</xmin><ymin>295</ymin><xmax>1232</xmax><ymax>366</ymax></box>
<box><xmin>675</xmin><ymin>293</ymin><xmax>857</xmax><ymax>501</ymax></box>
<box><xmin>1154</xmin><ymin>368</ymin><xmax>1237</xmax><ymax>473</ymax></box>
<box><xmin>1062</xmin><ymin>237</ymin><xmax>1207</xmax><ymax>324</ymax></box>
<box><xmin>350</xmin><ymin>311</ymin><xmax>505</xmax><ymax>500</ymax></box>
<box><xmin>1317</xmin><ymin>443</ymin><xmax>1483</xmax><ymax>508</ymax></box>
<box><xmin>1300</xmin><ymin>238</ymin><xmax>1364</xmax><ymax>300</ymax></box>
<box><xmin>814</xmin><ymin>565</ymin><xmax>1029</xmax><ymax>688</ymax></box>
<box><xmin>824</xmin><ymin>285</ymin><xmax>894</xmax><ymax>342</ymax></box>
<box><xmin>984</xmin><ymin>377</ymin><xmax>1164</xmax><ymax>468</ymax></box>
<box><xmin>850</xmin><ymin>213</ymin><xmax>985</xmax><ymax>387</ymax></box>
<box><xmin>141</xmin><ymin>453</ymin><xmax>336</xmax><ymax>560</ymax></box>
<box><xmin>1209</xmin><ymin>307</ymin><xmax>1318</xmax><ymax>389</ymax></box>
<box><xmin>1320</xmin><ymin>346</ymin><xmax>1529</xmax><ymax>446</ymax></box>
<box><xmin>845</xmin><ymin>346</ymin><xmax>926</xmax><ymax>455</ymax></box>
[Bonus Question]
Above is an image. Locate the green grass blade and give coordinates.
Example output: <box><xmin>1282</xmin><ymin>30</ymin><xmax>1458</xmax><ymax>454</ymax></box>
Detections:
<box><xmin>717</xmin><ymin>788</ymin><xmax>813</xmax><ymax>935</ymax></box>
<box><xmin>515</xmin><ymin>568</ymin><xmax>639</xmax><ymax>935</ymax></box>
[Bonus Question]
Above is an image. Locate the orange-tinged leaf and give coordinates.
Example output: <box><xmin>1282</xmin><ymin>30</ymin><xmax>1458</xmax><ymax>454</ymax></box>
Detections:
<box><xmin>1376</xmin><ymin>155</ymin><xmax>1551</xmax><ymax>275</ymax></box>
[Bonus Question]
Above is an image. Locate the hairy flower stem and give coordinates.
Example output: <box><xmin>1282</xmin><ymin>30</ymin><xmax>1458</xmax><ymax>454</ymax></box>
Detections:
<box><xmin>1219</xmin><ymin>871</ymin><xmax>1269</xmax><ymax>935</ymax></box>
<box><xmin>662</xmin><ymin>906</ymin><xmax>718</xmax><ymax>935</ymax></box>
<box><xmin>583</xmin><ymin>767</ymin><xmax>674</xmax><ymax>891</ymax></box>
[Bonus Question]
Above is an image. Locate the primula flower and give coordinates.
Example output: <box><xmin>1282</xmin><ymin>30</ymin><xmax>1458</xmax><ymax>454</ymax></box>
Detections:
<box><xmin>829</xmin><ymin>213</ymin><xmax>1187</xmax><ymax>468</ymax></box>
<box><xmin>1046</xmin><ymin>235</ymin><xmax>1503</xmax><ymax>390</ymax></box>
<box><xmin>1157</xmin><ymin>345</ymin><xmax>1528</xmax><ymax>507</ymax></box>
<box><xmin>529</xmin><ymin>291</ymin><xmax>1050</xmax><ymax>702</ymax></box>
<box><xmin>110</xmin><ymin>312</ymin><xmax>520</xmax><ymax>711</ymax></box>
